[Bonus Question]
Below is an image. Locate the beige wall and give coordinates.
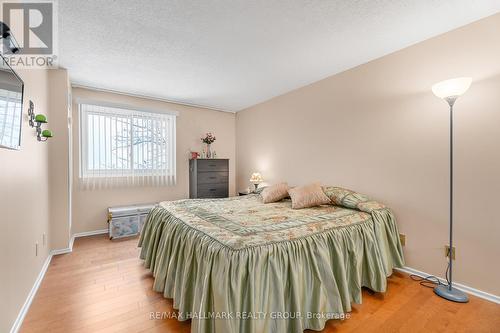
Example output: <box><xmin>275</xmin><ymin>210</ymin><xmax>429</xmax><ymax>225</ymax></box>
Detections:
<box><xmin>71</xmin><ymin>88</ymin><xmax>236</xmax><ymax>233</ymax></box>
<box><xmin>48</xmin><ymin>69</ymin><xmax>72</xmax><ymax>250</ymax></box>
<box><xmin>0</xmin><ymin>69</ymin><xmax>51</xmax><ymax>332</ymax></box>
<box><xmin>236</xmin><ymin>14</ymin><xmax>500</xmax><ymax>295</ymax></box>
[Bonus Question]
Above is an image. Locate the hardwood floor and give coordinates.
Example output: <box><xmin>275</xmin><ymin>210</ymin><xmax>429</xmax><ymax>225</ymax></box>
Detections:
<box><xmin>21</xmin><ymin>234</ymin><xmax>500</xmax><ymax>333</ymax></box>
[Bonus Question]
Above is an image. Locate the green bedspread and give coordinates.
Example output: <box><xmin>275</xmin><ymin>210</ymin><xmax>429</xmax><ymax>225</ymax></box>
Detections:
<box><xmin>139</xmin><ymin>186</ymin><xmax>404</xmax><ymax>333</ymax></box>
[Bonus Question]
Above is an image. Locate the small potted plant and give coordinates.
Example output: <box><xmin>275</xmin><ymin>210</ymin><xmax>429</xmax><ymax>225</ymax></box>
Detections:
<box><xmin>201</xmin><ymin>132</ymin><xmax>216</xmax><ymax>158</ymax></box>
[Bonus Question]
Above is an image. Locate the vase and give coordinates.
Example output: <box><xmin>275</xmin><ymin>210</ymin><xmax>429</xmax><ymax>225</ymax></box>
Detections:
<box><xmin>206</xmin><ymin>144</ymin><xmax>212</xmax><ymax>158</ymax></box>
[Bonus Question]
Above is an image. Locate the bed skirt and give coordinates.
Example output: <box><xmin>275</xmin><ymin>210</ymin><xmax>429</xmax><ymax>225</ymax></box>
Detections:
<box><xmin>139</xmin><ymin>204</ymin><xmax>404</xmax><ymax>333</ymax></box>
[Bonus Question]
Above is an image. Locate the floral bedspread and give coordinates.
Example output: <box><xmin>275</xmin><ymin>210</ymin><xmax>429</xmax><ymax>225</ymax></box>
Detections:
<box><xmin>159</xmin><ymin>194</ymin><xmax>371</xmax><ymax>250</ymax></box>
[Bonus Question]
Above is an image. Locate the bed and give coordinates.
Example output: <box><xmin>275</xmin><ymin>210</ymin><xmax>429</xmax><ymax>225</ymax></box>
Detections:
<box><xmin>139</xmin><ymin>186</ymin><xmax>405</xmax><ymax>333</ymax></box>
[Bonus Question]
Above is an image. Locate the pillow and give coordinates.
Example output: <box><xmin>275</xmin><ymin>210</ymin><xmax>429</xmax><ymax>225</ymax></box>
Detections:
<box><xmin>288</xmin><ymin>183</ymin><xmax>331</xmax><ymax>209</ymax></box>
<box><xmin>261</xmin><ymin>183</ymin><xmax>290</xmax><ymax>203</ymax></box>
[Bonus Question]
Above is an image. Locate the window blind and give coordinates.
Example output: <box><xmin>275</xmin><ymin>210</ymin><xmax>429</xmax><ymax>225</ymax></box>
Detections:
<box><xmin>79</xmin><ymin>103</ymin><xmax>176</xmax><ymax>189</ymax></box>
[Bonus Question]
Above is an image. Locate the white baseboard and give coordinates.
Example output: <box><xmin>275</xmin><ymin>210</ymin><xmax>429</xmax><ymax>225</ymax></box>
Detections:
<box><xmin>72</xmin><ymin>229</ymin><xmax>108</xmax><ymax>238</ymax></box>
<box><xmin>50</xmin><ymin>247</ymin><xmax>72</xmax><ymax>255</ymax></box>
<box><xmin>9</xmin><ymin>252</ymin><xmax>53</xmax><ymax>333</ymax></box>
<box><xmin>395</xmin><ymin>266</ymin><xmax>500</xmax><ymax>304</ymax></box>
<box><xmin>51</xmin><ymin>229</ymin><xmax>109</xmax><ymax>256</ymax></box>
<box><xmin>9</xmin><ymin>229</ymin><xmax>109</xmax><ymax>333</ymax></box>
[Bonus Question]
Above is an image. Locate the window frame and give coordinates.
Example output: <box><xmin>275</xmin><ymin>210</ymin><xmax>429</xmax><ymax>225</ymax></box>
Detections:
<box><xmin>78</xmin><ymin>100</ymin><xmax>178</xmax><ymax>179</ymax></box>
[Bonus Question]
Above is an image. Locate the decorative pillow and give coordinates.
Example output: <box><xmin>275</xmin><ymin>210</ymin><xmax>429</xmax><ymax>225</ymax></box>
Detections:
<box><xmin>288</xmin><ymin>183</ymin><xmax>331</xmax><ymax>209</ymax></box>
<box><xmin>261</xmin><ymin>183</ymin><xmax>290</xmax><ymax>203</ymax></box>
<box><xmin>323</xmin><ymin>186</ymin><xmax>370</xmax><ymax>208</ymax></box>
<box><xmin>323</xmin><ymin>186</ymin><xmax>385</xmax><ymax>212</ymax></box>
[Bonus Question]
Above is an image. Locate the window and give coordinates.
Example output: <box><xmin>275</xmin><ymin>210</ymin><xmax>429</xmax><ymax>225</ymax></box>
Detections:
<box><xmin>0</xmin><ymin>88</ymin><xmax>23</xmax><ymax>149</ymax></box>
<box><xmin>79</xmin><ymin>102</ymin><xmax>176</xmax><ymax>188</ymax></box>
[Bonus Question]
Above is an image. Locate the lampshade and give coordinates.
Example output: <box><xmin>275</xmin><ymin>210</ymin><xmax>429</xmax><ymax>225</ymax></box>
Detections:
<box><xmin>35</xmin><ymin>114</ymin><xmax>47</xmax><ymax>123</ymax></box>
<box><xmin>249</xmin><ymin>172</ymin><xmax>263</xmax><ymax>183</ymax></box>
<box><xmin>432</xmin><ymin>77</ymin><xmax>472</xmax><ymax>99</ymax></box>
<box><xmin>41</xmin><ymin>129</ymin><xmax>53</xmax><ymax>138</ymax></box>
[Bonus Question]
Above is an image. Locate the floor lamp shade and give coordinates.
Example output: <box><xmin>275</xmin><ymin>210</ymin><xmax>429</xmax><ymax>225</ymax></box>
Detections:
<box><xmin>432</xmin><ymin>77</ymin><xmax>472</xmax><ymax>101</ymax></box>
<box><xmin>431</xmin><ymin>76</ymin><xmax>471</xmax><ymax>303</ymax></box>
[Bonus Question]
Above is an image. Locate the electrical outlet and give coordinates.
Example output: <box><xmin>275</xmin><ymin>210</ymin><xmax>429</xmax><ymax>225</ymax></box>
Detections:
<box><xmin>399</xmin><ymin>233</ymin><xmax>406</xmax><ymax>246</ymax></box>
<box><xmin>35</xmin><ymin>242</ymin><xmax>39</xmax><ymax>257</ymax></box>
<box><xmin>445</xmin><ymin>245</ymin><xmax>456</xmax><ymax>260</ymax></box>
<box><xmin>43</xmin><ymin>233</ymin><xmax>46</xmax><ymax>246</ymax></box>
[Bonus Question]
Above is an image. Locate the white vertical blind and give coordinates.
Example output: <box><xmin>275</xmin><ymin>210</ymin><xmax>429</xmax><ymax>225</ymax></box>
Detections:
<box><xmin>79</xmin><ymin>103</ymin><xmax>176</xmax><ymax>189</ymax></box>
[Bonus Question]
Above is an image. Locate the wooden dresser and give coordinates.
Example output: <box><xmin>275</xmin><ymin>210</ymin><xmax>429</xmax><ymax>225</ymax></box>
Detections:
<box><xmin>189</xmin><ymin>159</ymin><xmax>229</xmax><ymax>198</ymax></box>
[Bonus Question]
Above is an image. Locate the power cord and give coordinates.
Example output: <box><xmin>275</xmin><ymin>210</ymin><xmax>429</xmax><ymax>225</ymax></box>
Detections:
<box><xmin>409</xmin><ymin>259</ymin><xmax>451</xmax><ymax>289</ymax></box>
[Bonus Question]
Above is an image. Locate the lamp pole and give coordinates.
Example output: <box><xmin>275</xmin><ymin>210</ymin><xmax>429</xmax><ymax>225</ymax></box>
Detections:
<box><xmin>447</xmin><ymin>97</ymin><xmax>455</xmax><ymax>292</ymax></box>
<box><xmin>431</xmin><ymin>87</ymin><xmax>470</xmax><ymax>303</ymax></box>
<box><xmin>432</xmin><ymin>77</ymin><xmax>472</xmax><ymax>303</ymax></box>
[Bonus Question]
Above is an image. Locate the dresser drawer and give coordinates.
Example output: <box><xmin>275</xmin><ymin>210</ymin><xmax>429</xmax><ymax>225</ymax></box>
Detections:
<box><xmin>197</xmin><ymin>171</ymin><xmax>228</xmax><ymax>184</ymax></box>
<box><xmin>197</xmin><ymin>183</ymin><xmax>228</xmax><ymax>198</ymax></box>
<box><xmin>197</xmin><ymin>159</ymin><xmax>229</xmax><ymax>172</ymax></box>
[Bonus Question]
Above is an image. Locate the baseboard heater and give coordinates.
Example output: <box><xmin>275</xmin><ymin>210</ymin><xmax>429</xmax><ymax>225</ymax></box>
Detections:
<box><xmin>107</xmin><ymin>203</ymin><xmax>156</xmax><ymax>240</ymax></box>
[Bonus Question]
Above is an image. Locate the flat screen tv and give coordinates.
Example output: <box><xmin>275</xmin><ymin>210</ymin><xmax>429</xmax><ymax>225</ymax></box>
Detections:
<box><xmin>0</xmin><ymin>53</ymin><xmax>24</xmax><ymax>150</ymax></box>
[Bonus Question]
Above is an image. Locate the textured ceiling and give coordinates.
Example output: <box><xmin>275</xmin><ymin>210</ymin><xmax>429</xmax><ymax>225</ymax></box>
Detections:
<box><xmin>59</xmin><ymin>1</ymin><xmax>500</xmax><ymax>112</ymax></box>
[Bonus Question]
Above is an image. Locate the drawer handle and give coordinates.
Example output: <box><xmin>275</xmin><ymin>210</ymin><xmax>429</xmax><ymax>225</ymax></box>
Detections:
<box><xmin>208</xmin><ymin>164</ymin><xmax>216</xmax><ymax>167</ymax></box>
<box><xmin>209</xmin><ymin>189</ymin><xmax>216</xmax><ymax>192</ymax></box>
<box><xmin>209</xmin><ymin>176</ymin><xmax>216</xmax><ymax>179</ymax></box>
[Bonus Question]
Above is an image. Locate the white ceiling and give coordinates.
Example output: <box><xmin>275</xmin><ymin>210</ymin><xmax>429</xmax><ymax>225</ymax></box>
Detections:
<box><xmin>59</xmin><ymin>1</ymin><xmax>500</xmax><ymax>112</ymax></box>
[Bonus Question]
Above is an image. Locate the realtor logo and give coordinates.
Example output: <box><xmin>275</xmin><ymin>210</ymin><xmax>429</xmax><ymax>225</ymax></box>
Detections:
<box><xmin>1</xmin><ymin>1</ymin><xmax>58</xmax><ymax>68</ymax></box>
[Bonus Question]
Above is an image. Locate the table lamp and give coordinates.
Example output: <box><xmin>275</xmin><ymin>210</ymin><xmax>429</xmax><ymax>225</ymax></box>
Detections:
<box><xmin>249</xmin><ymin>172</ymin><xmax>263</xmax><ymax>192</ymax></box>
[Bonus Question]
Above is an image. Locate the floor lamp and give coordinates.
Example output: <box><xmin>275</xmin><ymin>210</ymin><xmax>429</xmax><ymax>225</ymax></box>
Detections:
<box><xmin>431</xmin><ymin>77</ymin><xmax>472</xmax><ymax>303</ymax></box>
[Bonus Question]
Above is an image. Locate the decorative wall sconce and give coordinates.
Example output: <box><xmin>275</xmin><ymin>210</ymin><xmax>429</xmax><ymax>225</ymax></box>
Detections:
<box><xmin>28</xmin><ymin>100</ymin><xmax>53</xmax><ymax>142</ymax></box>
<box><xmin>40</xmin><ymin>129</ymin><xmax>53</xmax><ymax>141</ymax></box>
